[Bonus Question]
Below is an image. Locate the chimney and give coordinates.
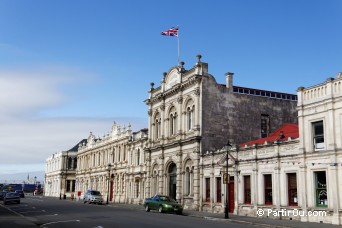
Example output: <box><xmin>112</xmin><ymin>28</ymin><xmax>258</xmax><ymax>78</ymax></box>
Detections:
<box><xmin>337</xmin><ymin>72</ymin><xmax>342</xmax><ymax>78</ymax></box>
<box><xmin>225</xmin><ymin>72</ymin><xmax>234</xmax><ymax>89</ymax></box>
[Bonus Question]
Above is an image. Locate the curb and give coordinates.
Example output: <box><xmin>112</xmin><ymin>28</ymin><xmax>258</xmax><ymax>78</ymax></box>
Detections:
<box><xmin>186</xmin><ymin>214</ymin><xmax>290</xmax><ymax>228</ymax></box>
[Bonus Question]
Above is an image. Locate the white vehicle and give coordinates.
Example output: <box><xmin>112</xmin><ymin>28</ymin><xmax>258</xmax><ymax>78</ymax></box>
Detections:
<box><xmin>83</xmin><ymin>190</ymin><xmax>103</xmax><ymax>204</ymax></box>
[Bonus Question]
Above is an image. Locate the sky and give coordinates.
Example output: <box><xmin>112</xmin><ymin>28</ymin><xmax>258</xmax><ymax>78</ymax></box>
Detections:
<box><xmin>0</xmin><ymin>0</ymin><xmax>341</xmax><ymax>180</ymax></box>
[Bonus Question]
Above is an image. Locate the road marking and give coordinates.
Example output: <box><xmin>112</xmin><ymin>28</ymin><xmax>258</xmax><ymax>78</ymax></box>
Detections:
<box><xmin>26</xmin><ymin>198</ymin><xmax>44</xmax><ymax>202</ymax></box>
<box><xmin>40</xmin><ymin>220</ymin><xmax>80</xmax><ymax>227</ymax></box>
<box><xmin>20</xmin><ymin>210</ymin><xmax>46</xmax><ymax>214</ymax></box>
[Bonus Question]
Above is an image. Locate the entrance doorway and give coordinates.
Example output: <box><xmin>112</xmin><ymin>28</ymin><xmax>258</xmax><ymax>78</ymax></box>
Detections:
<box><xmin>229</xmin><ymin>181</ymin><xmax>234</xmax><ymax>213</ymax></box>
<box><xmin>168</xmin><ymin>163</ymin><xmax>177</xmax><ymax>200</ymax></box>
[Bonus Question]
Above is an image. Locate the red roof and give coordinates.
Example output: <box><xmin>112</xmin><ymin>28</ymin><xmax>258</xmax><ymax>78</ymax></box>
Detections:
<box><xmin>240</xmin><ymin>123</ymin><xmax>299</xmax><ymax>147</ymax></box>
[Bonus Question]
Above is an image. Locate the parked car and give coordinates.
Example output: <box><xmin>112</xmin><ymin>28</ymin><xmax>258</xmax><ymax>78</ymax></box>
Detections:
<box><xmin>0</xmin><ymin>190</ymin><xmax>10</xmax><ymax>201</ymax></box>
<box><xmin>15</xmin><ymin>190</ymin><xmax>25</xmax><ymax>198</ymax></box>
<box><xmin>3</xmin><ymin>192</ymin><xmax>20</xmax><ymax>205</ymax></box>
<box><xmin>144</xmin><ymin>195</ymin><xmax>183</xmax><ymax>215</ymax></box>
<box><xmin>83</xmin><ymin>190</ymin><xmax>103</xmax><ymax>204</ymax></box>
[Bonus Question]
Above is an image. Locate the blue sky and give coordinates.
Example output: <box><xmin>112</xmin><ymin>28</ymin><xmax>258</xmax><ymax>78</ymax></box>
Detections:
<box><xmin>0</xmin><ymin>0</ymin><xmax>341</xmax><ymax>179</ymax></box>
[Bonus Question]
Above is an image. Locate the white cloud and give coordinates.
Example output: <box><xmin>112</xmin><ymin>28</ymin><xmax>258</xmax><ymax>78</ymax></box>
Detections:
<box><xmin>0</xmin><ymin>67</ymin><xmax>147</xmax><ymax>174</ymax></box>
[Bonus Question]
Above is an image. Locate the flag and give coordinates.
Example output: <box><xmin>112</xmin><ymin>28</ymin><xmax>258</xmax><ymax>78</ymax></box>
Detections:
<box><xmin>161</xmin><ymin>26</ymin><xmax>178</xmax><ymax>37</ymax></box>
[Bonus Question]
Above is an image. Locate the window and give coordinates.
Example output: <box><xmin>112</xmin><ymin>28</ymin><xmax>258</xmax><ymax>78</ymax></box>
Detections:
<box><xmin>216</xmin><ymin>177</ymin><xmax>222</xmax><ymax>203</ymax></box>
<box><xmin>313</xmin><ymin>121</ymin><xmax>324</xmax><ymax>150</ymax></box>
<box><xmin>315</xmin><ymin>171</ymin><xmax>327</xmax><ymax>207</ymax></box>
<box><xmin>66</xmin><ymin>180</ymin><xmax>71</xmax><ymax>192</ymax></box>
<box><xmin>287</xmin><ymin>173</ymin><xmax>297</xmax><ymax>206</ymax></box>
<box><xmin>187</xmin><ymin>107</ymin><xmax>193</xmax><ymax>130</ymax></box>
<box><xmin>264</xmin><ymin>174</ymin><xmax>272</xmax><ymax>205</ymax></box>
<box><xmin>244</xmin><ymin>176</ymin><xmax>251</xmax><ymax>204</ymax></box>
<box><xmin>136</xmin><ymin>149</ymin><xmax>140</xmax><ymax>165</ymax></box>
<box><xmin>205</xmin><ymin>178</ymin><xmax>210</xmax><ymax>202</ymax></box>
<box><xmin>67</xmin><ymin>157</ymin><xmax>72</xmax><ymax>169</ymax></box>
<box><xmin>73</xmin><ymin>158</ymin><xmax>77</xmax><ymax>169</ymax></box>
<box><xmin>72</xmin><ymin>180</ymin><xmax>76</xmax><ymax>192</ymax></box>
<box><xmin>261</xmin><ymin>114</ymin><xmax>270</xmax><ymax>138</ymax></box>
<box><xmin>170</xmin><ymin>113</ymin><xmax>177</xmax><ymax>135</ymax></box>
<box><xmin>185</xmin><ymin>167</ymin><xmax>190</xmax><ymax>196</ymax></box>
<box><xmin>155</xmin><ymin>117</ymin><xmax>161</xmax><ymax>139</ymax></box>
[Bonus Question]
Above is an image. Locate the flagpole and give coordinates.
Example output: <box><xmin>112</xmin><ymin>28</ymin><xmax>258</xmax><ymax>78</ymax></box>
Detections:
<box><xmin>177</xmin><ymin>26</ymin><xmax>180</xmax><ymax>66</ymax></box>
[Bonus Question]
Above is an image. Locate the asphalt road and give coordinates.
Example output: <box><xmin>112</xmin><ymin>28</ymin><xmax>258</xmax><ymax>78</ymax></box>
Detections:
<box><xmin>0</xmin><ymin>196</ymin><xmax>255</xmax><ymax>228</ymax></box>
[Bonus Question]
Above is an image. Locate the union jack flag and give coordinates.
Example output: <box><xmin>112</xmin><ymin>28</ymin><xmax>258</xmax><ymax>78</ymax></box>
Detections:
<box><xmin>161</xmin><ymin>26</ymin><xmax>178</xmax><ymax>37</ymax></box>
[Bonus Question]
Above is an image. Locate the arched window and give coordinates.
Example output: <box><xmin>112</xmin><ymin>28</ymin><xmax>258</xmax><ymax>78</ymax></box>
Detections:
<box><xmin>185</xmin><ymin>167</ymin><xmax>190</xmax><ymax>196</ymax></box>
<box><xmin>154</xmin><ymin>113</ymin><xmax>161</xmax><ymax>139</ymax></box>
<box><xmin>187</xmin><ymin>106</ymin><xmax>194</xmax><ymax>130</ymax></box>
<box><xmin>170</xmin><ymin>113</ymin><xmax>177</xmax><ymax>135</ymax></box>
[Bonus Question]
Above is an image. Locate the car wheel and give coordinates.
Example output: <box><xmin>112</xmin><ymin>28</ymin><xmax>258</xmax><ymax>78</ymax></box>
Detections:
<box><xmin>158</xmin><ymin>205</ymin><xmax>163</xmax><ymax>213</ymax></box>
<box><xmin>145</xmin><ymin>204</ymin><xmax>150</xmax><ymax>212</ymax></box>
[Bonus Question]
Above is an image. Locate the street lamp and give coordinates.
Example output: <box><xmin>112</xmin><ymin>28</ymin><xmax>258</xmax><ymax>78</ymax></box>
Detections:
<box><xmin>224</xmin><ymin>141</ymin><xmax>232</xmax><ymax>219</ymax></box>
<box><xmin>106</xmin><ymin>163</ymin><xmax>112</xmax><ymax>204</ymax></box>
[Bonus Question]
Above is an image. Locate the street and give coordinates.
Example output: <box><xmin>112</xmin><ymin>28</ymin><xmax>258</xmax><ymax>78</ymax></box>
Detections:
<box><xmin>0</xmin><ymin>196</ymin><xmax>254</xmax><ymax>228</ymax></box>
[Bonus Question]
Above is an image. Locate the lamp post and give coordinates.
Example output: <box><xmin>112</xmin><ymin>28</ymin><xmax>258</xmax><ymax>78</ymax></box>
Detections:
<box><xmin>106</xmin><ymin>163</ymin><xmax>112</xmax><ymax>204</ymax></box>
<box><xmin>224</xmin><ymin>141</ymin><xmax>232</xmax><ymax>219</ymax></box>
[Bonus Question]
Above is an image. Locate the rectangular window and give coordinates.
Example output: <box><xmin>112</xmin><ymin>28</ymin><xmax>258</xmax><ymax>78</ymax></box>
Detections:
<box><xmin>66</xmin><ymin>180</ymin><xmax>71</xmax><ymax>192</ymax></box>
<box><xmin>264</xmin><ymin>174</ymin><xmax>272</xmax><ymax>205</ymax></box>
<box><xmin>313</xmin><ymin>121</ymin><xmax>324</xmax><ymax>150</ymax></box>
<box><xmin>315</xmin><ymin>171</ymin><xmax>327</xmax><ymax>207</ymax></box>
<box><xmin>244</xmin><ymin>176</ymin><xmax>251</xmax><ymax>204</ymax></box>
<box><xmin>205</xmin><ymin>178</ymin><xmax>210</xmax><ymax>202</ymax></box>
<box><xmin>261</xmin><ymin>114</ymin><xmax>270</xmax><ymax>138</ymax></box>
<box><xmin>72</xmin><ymin>180</ymin><xmax>76</xmax><ymax>192</ymax></box>
<box><xmin>287</xmin><ymin>173</ymin><xmax>297</xmax><ymax>206</ymax></box>
<box><xmin>216</xmin><ymin>177</ymin><xmax>221</xmax><ymax>203</ymax></box>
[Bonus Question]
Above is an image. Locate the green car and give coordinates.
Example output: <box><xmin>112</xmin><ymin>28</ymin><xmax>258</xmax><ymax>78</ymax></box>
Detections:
<box><xmin>144</xmin><ymin>195</ymin><xmax>183</xmax><ymax>215</ymax></box>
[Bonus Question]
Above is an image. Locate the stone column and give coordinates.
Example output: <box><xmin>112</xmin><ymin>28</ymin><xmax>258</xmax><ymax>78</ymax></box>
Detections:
<box><xmin>176</xmin><ymin>150</ymin><xmax>183</xmax><ymax>203</ymax></box>
<box><xmin>299</xmin><ymin>163</ymin><xmax>308</xmax><ymax>222</ymax></box>
<box><xmin>193</xmin><ymin>143</ymin><xmax>201</xmax><ymax>210</ymax></box>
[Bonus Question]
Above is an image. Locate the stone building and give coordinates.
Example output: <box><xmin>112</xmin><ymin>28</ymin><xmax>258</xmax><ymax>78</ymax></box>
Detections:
<box><xmin>144</xmin><ymin>55</ymin><xmax>298</xmax><ymax>210</ymax></box>
<box><xmin>45</xmin><ymin>56</ymin><xmax>298</xmax><ymax>214</ymax></box>
<box><xmin>44</xmin><ymin>140</ymin><xmax>84</xmax><ymax>198</ymax></box>
<box><xmin>75</xmin><ymin>122</ymin><xmax>148</xmax><ymax>204</ymax></box>
<box><xmin>202</xmin><ymin>73</ymin><xmax>342</xmax><ymax>225</ymax></box>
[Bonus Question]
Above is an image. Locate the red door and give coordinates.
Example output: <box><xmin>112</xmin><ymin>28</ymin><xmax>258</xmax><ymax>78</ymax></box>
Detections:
<box><xmin>229</xmin><ymin>182</ymin><xmax>234</xmax><ymax>213</ymax></box>
<box><xmin>110</xmin><ymin>181</ymin><xmax>114</xmax><ymax>201</ymax></box>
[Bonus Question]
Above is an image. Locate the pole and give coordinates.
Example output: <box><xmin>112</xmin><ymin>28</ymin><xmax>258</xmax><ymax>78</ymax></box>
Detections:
<box><xmin>177</xmin><ymin>26</ymin><xmax>180</xmax><ymax>65</ymax></box>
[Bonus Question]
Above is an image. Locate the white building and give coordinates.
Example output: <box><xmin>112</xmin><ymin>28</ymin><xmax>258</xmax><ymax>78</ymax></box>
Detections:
<box><xmin>75</xmin><ymin>123</ymin><xmax>148</xmax><ymax>204</ymax></box>
<box><xmin>202</xmin><ymin>73</ymin><xmax>342</xmax><ymax>225</ymax></box>
<box><xmin>45</xmin><ymin>140</ymin><xmax>84</xmax><ymax>198</ymax></box>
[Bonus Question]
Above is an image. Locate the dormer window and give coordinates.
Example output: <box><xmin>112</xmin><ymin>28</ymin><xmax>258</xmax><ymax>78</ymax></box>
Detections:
<box><xmin>313</xmin><ymin>121</ymin><xmax>324</xmax><ymax>150</ymax></box>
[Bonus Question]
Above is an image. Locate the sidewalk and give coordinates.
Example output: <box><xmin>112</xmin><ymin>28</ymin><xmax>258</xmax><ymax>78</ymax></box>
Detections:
<box><xmin>106</xmin><ymin>202</ymin><xmax>339</xmax><ymax>228</ymax></box>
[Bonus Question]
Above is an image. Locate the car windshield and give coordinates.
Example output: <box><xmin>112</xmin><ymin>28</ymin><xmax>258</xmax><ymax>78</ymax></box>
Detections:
<box><xmin>6</xmin><ymin>193</ymin><xmax>17</xmax><ymax>196</ymax></box>
<box><xmin>91</xmin><ymin>191</ymin><xmax>101</xmax><ymax>196</ymax></box>
<box><xmin>159</xmin><ymin>196</ymin><xmax>175</xmax><ymax>202</ymax></box>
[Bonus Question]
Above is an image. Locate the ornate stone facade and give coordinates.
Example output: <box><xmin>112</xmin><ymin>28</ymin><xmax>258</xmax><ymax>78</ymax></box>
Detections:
<box><xmin>45</xmin><ymin>56</ymin><xmax>299</xmax><ymax>216</ymax></box>
<box><xmin>75</xmin><ymin>122</ymin><xmax>148</xmax><ymax>204</ymax></box>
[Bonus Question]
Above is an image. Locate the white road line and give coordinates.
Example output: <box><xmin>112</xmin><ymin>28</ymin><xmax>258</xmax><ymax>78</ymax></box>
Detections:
<box><xmin>40</xmin><ymin>220</ymin><xmax>80</xmax><ymax>227</ymax></box>
<box><xmin>20</xmin><ymin>210</ymin><xmax>46</xmax><ymax>214</ymax></box>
